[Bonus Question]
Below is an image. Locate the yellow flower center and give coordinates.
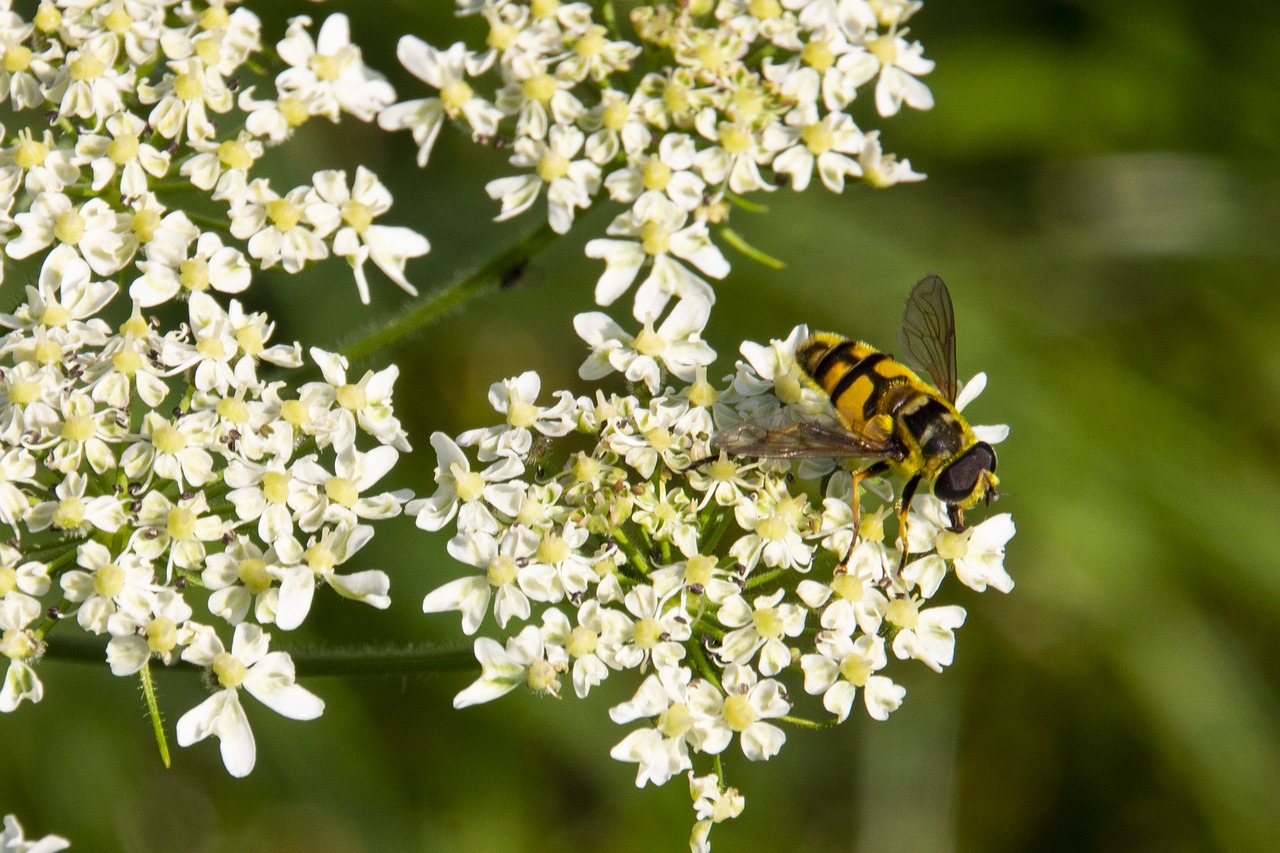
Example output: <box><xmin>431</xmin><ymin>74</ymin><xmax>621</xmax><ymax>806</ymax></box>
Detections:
<box><xmin>152</xmin><ymin>423</ymin><xmax>186</xmax><ymax>454</ymax></box>
<box><xmin>452</xmin><ymin>464</ymin><xmax>485</xmax><ymax>503</ymax></box>
<box><xmin>801</xmin><ymin>122</ymin><xmax>834</xmax><ymax>155</ymax></box>
<box><xmin>0</xmin><ymin>566</ymin><xmax>15</xmax><ymax>596</ymax></box>
<box><xmin>632</xmin><ymin>323</ymin><xmax>666</xmax><ymax>357</ymax></box>
<box><xmin>529</xmin><ymin>0</ymin><xmax>560</xmax><ymax>19</ymax></box>
<box><xmin>751</xmin><ymin>605</ymin><xmax>784</xmax><ymax>640</ymax></box>
<box><xmin>13</xmin><ymin>134</ymin><xmax>47</xmax><ymax>169</ymax></box>
<box><xmin>536</xmin><ymin>149</ymin><xmax>570</xmax><ymax>182</ymax></box>
<box><xmin>602</xmin><ymin>100</ymin><xmax>629</xmax><ymax>133</ymax></box>
<box><xmin>93</xmin><ymin>562</ymin><xmax>125</xmax><ymax>598</ymax></box>
<box><xmin>658</xmin><ymin>702</ymin><xmax>693</xmax><ymax>737</ymax></box>
<box><xmin>53</xmin><ymin>495</ymin><xmax>86</xmax><ymax>530</ymax></box>
<box><xmin>757</xmin><ymin>514</ymin><xmax>789</xmax><ymax>542</ymax></box>
<box><xmin>748</xmin><ymin>0</ymin><xmax>781</xmax><ymax>18</ymax></box>
<box><xmin>801</xmin><ymin>39</ymin><xmax>834</xmax><ymax>73</ymax></box>
<box><xmin>310</xmin><ymin>53</ymin><xmax>340</xmax><ymax>82</ymax></box>
<box><xmin>643</xmin><ymin>426</ymin><xmax>672</xmax><ymax>452</ymax></box>
<box><xmin>521</xmin><ymin>72</ymin><xmax>557</xmax><ymax>105</ymax></box>
<box><xmin>200</xmin><ymin>6</ymin><xmax>231</xmax><ymax>30</ymax></box>
<box><xmin>147</xmin><ymin>617</ymin><xmax>177</xmax><ymax>653</ymax></box>
<box><xmin>566</xmin><ymin>625</ymin><xmax>598</xmax><ymax>659</ymax></box>
<box><xmin>885</xmin><ymin>597</ymin><xmax>919</xmax><ymax>631</ymax></box>
<box><xmin>487</xmin><ymin>23</ymin><xmax>516</xmax><ymax>51</ymax></box>
<box><xmin>3</xmin><ymin>44</ymin><xmax>32</xmax><ymax>74</ymax></box>
<box><xmin>265</xmin><ymin>198</ymin><xmax>300</xmax><ymax>231</ymax></box>
<box><xmin>304</xmin><ymin>542</ymin><xmax>335</xmax><ymax>573</ymax></box>
<box><xmin>33</xmin><ymin>3</ymin><xmax>61</xmax><ymax>34</ymax></box>
<box><xmin>212</xmin><ymin>651</ymin><xmax>246</xmax><ymax>688</ymax></box>
<box><xmin>40</xmin><ymin>303</ymin><xmax>70</xmax><ymax>328</ymax></box>
<box><xmin>54</xmin><ymin>209</ymin><xmax>85</xmax><ymax>246</ymax></box>
<box><xmin>278</xmin><ymin>96</ymin><xmax>310</xmax><ymax>127</ymax></box>
<box><xmin>237</xmin><ymin>558</ymin><xmax>272</xmax><ymax>594</ymax></box>
<box><xmin>639</xmin><ymin>220</ymin><xmax>670</xmax><ymax>257</ymax></box>
<box><xmin>486</xmin><ymin>554</ymin><xmax>517</xmax><ymax>587</ymax></box>
<box><xmin>132</xmin><ymin>209</ymin><xmax>159</xmax><ymax>243</ymax></box>
<box><xmin>722</xmin><ymin>693</ymin><xmax>758</xmax><ymax>732</ymax></box>
<box><xmin>235</xmin><ymin>326</ymin><xmax>264</xmax><ymax>357</ymax></box>
<box><xmin>34</xmin><ymin>338</ymin><xmax>62</xmax><ymax>365</ymax></box>
<box><xmin>62</xmin><ymin>413</ymin><xmax>94</xmax><ymax>442</ymax></box>
<box><xmin>173</xmin><ymin>70</ymin><xmax>204</xmax><ymax>102</ymax></box>
<box><xmin>632</xmin><ymin>616</ymin><xmax>662</xmax><ymax>650</ymax></box>
<box><xmin>575</xmin><ymin>29</ymin><xmax>605</xmax><ymax>58</ymax></box>
<box><xmin>719</xmin><ymin>124</ymin><xmax>752</xmax><ymax>156</ymax></box>
<box><xmin>215</xmin><ymin>396</ymin><xmax>249</xmax><ymax>425</ymax></box>
<box><xmin>280</xmin><ymin>398</ymin><xmax>309</xmax><ymax>427</ymax></box>
<box><xmin>663</xmin><ymin>82</ymin><xmax>690</xmax><ymax>116</ymax></box>
<box><xmin>440</xmin><ymin>79</ymin><xmax>474</xmax><ymax>116</ymax></box>
<box><xmin>335</xmin><ymin>383</ymin><xmax>366</xmax><ymax>411</ymax></box>
<box><xmin>167</xmin><ymin>506</ymin><xmax>196</xmax><ymax>540</ymax></box>
<box><xmin>642</xmin><ymin>157</ymin><xmax>672</xmax><ymax>191</ymax></box>
<box><xmin>830</xmin><ymin>572</ymin><xmax>862</xmax><ymax>602</ymax></box>
<box><xmin>537</xmin><ymin>533</ymin><xmax>570</xmax><ymax>566</ymax></box>
<box><xmin>525</xmin><ymin>659</ymin><xmax>559</xmax><ymax>693</ymax></box>
<box><xmin>341</xmin><ymin>200</ymin><xmax>373</xmax><ymax>234</ymax></box>
<box><xmin>104</xmin><ymin>5</ymin><xmax>132</xmax><ymax>34</ymax></box>
<box><xmin>572</xmin><ymin>452</ymin><xmax>601</xmax><ymax>485</ymax></box>
<box><xmin>935</xmin><ymin>529</ymin><xmax>971</xmax><ymax>561</ymax></box>
<box><xmin>112</xmin><ymin>348</ymin><xmax>142</xmax><ymax>376</ymax></box>
<box><xmin>262</xmin><ymin>470</ymin><xmax>291</xmax><ymax>504</ymax></box>
<box><xmin>684</xmin><ymin>555</ymin><xmax>716</xmax><ymax>587</ymax></box>
<box><xmin>839</xmin><ymin>653</ymin><xmax>872</xmax><ymax>686</ymax></box>
<box><xmin>325</xmin><ymin>476</ymin><xmax>359</xmax><ymax>508</ymax></box>
<box><xmin>69</xmin><ymin>53</ymin><xmax>105</xmax><ymax>81</ymax></box>
<box><xmin>867</xmin><ymin>35</ymin><xmax>898</xmax><ymax>68</ymax></box>
<box><xmin>218</xmin><ymin>139</ymin><xmax>254</xmax><ymax>171</ymax></box>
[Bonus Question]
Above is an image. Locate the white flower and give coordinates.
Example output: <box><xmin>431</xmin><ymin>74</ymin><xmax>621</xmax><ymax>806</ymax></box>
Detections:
<box><xmin>59</xmin><ymin>541</ymin><xmax>154</xmax><ymax>635</ymax></box>
<box><xmin>0</xmin><ymin>599</ymin><xmax>41</xmax><ymax>712</ymax></box>
<box><xmin>457</xmin><ymin>370</ymin><xmax>576</xmax><ymax>461</ymax></box>
<box><xmin>689</xmin><ymin>772</ymin><xmax>745</xmax><ymax>853</ymax></box>
<box><xmin>229</xmin><ymin>179</ymin><xmax>336</xmax><ymax>274</ymax></box>
<box><xmin>426</xmin><ymin>528</ymin><xmax>535</xmax><ymax>634</ymax></box>
<box><xmin>137</xmin><ymin>56</ymin><xmax>234</xmax><ymax>142</ymax></box>
<box><xmin>765</xmin><ymin>109</ymin><xmax>864</xmax><ymax>192</ymax></box>
<box><xmin>857</xmin><ymin>129</ymin><xmax>925</xmax><ymax>187</ymax></box>
<box><xmin>75</xmin><ymin>111</ymin><xmax>171</xmax><ymax>198</ymax></box>
<box><xmin>575</xmin><ymin>299</ymin><xmax>716</xmax><ymax>394</ymax></box>
<box><xmin>0</xmin><ymin>814</ymin><xmax>70</xmax><ymax>853</ymax></box>
<box><xmin>840</xmin><ymin>30</ymin><xmax>934</xmax><ymax>118</ymax></box>
<box><xmin>275</xmin><ymin>14</ymin><xmax>395</xmax><ymax>122</ymax></box>
<box><xmin>715</xmin><ymin>589</ymin><xmax>806</xmax><ymax>676</ymax></box>
<box><xmin>8</xmin><ymin>193</ymin><xmax>129</xmax><ymax>276</ymax></box>
<box><xmin>378</xmin><ymin>38</ymin><xmax>501</xmax><ymax>166</ymax></box>
<box><xmin>178</xmin><ymin>623</ymin><xmax>324</xmax><ymax>777</ymax></box>
<box><xmin>485</xmin><ymin>125</ymin><xmax>601</xmax><ymax>234</ymax></box>
<box><xmin>272</xmin><ymin>525</ymin><xmax>391</xmax><ymax>630</ymax></box>
<box><xmin>306</xmin><ymin>348</ymin><xmax>411</xmax><ymax>452</ymax></box>
<box><xmin>130</xmin><ymin>231</ymin><xmax>251</xmax><ymax>307</ymax></box>
<box><xmin>453</xmin><ymin>624</ymin><xmax>561</xmax><ymax>707</ymax></box>
<box><xmin>887</xmin><ymin>597</ymin><xmax>965</xmax><ymax>672</ymax></box>
<box><xmin>609</xmin><ymin>665</ymin><xmax>719</xmax><ymax>786</ymax></box>
<box><xmin>706</xmin><ymin>664</ymin><xmax>790</xmax><ymax>761</ymax></box>
<box><xmin>585</xmin><ymin>195</ymin><xmax>725</xmax><ymax>321</ymax></box>
<box><xmin>409</xmin><ymin>431</ymin><xmax>523</xmax><ymax>532</ymax></box>
<box><xmin>104</xmin><ymin>588</ymin><xmax>194</xmax><ymax>676</ymax></box>
<box><xmin>800</xmin><ymin>633</ymin><xmax>904</xmax><ymax>721</ymax></box>
<box><xmin>304</xmin><ymin>167</ymin><xmax>427</xmax><ymax>298</ymax></box>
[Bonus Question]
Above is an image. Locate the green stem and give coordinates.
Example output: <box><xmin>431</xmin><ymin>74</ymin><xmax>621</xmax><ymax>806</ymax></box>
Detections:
<box><xmin>719</xmin><ymin>226</ymin><xmax>786</xmax><ymax>270</ymax></box>
<box><xmin>338</xmin><ymin>222</ymin><xmax>558</xmax><ymax>363</ymax></box>
<box><xmin>42</xmin><ymin>636</ymin><xmax>479</xmax><ymax>677</ymax></box>
<box><xmin>139</xmin><ymin>662</ymin><xmax>171</xmax><ymax>768</ymax></box>
<box><xmin>610</xmin><ymin>524</ymin><xmax>652</xmax><ymax>578</ymax></box>
<box><xmin>778</xmin><ymin>714</ymin><xmax>837</xmax><ymax>730</ymax></box>
<box><xmin>743</xmin><ymin>566</ymin><xmax>789</xmax><ymax>591</ymax></box>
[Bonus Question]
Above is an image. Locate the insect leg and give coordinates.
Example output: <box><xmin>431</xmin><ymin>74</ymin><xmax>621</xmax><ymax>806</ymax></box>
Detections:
<box><xmin>839</xmin><ymin>461</ymin><xmax>891</xmax><ymax>569</ymax></box>
<box><xmin>947</xmin><ymin>504</ymin><xmax>966</xmax><ymax>533</ymax></box>
<box><xmin>895</xmin><ymin>474</ymin><xmax>923</xmax><ymax>572</ymax></box>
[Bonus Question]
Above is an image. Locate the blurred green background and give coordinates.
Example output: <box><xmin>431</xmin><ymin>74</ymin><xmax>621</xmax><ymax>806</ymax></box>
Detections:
<box><xmin>5</xmin><ymin>0</ymin><xmax>1280</xmax><ymax>850</ymax></box>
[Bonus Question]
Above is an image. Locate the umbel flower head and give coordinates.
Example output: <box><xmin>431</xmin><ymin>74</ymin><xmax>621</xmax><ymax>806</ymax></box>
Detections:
<box><xmin>416</xmin><ymin>324</ymin><xmax>1014</xmax><ymax>849</ymax></box>
<box><xmin>0</xmin><ymin>0</ymin><xmax>421</xmax><ymax>778</ymax></box>
<box><xmin>381</xmin><ymin>0</ymin><xmax>932</xmax><ymax>331</ymax></box>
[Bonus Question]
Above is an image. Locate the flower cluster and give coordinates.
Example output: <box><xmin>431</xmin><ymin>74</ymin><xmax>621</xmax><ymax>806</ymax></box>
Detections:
<box><xmin>0</xmin><ymin>1</ymin><xmax>419</xmax><ymax>776</ymax></box>
<box><xmin>416</xmin><ymin>328</ymin><xmax>1014</xmax><ymax>849</ymax></box>
<box><xmin>0</xmin><ymin>814</ymin><xmax>69</xmax><ymax>853</ymax></box>
<box><xmin>381</xmin><ymin>0</ymin><xmax>933</xmax><ymax>361</ymax></box>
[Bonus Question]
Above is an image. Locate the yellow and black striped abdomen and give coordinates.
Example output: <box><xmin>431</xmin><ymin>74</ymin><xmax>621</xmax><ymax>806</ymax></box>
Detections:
<box><xmin>796</xmin><ymin>333</ymin><xmax>926</xmax><ymax>433</ymax></box>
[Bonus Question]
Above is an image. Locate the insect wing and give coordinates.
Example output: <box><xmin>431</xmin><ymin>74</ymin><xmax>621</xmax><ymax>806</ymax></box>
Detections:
<box><xmin>898</xmin><ymin>274</ymin><xmax>959</xmax><ymax>402</ymax></box>
<box><xmin>712</xmin><ymin>408</ymin><xmax>899</xmax><ymax>460</ymax></box>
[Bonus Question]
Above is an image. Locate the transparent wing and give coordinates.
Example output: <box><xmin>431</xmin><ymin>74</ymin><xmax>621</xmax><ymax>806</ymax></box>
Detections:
<box><xmin>711</xmin><ymin>408</ymin><xmax>901</xmax><ymax>461</ymax></box>
<box><xmin>898</xmin><ymin>274</ymin><xmax>959</xmax><ymax>402</ymax></box>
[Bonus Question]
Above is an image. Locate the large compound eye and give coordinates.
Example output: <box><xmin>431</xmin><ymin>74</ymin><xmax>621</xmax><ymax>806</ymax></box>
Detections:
<box><xmin>934</xmin><ymin>442</ymin><xmax>997</xmax><ymax>503</ymax></box>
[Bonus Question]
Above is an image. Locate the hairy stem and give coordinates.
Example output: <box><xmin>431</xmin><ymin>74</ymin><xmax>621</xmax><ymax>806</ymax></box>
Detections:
<box><xmin>338</xmin><ymin>222</ymin><xmax>558</xmax><ymax>363</ymax></box>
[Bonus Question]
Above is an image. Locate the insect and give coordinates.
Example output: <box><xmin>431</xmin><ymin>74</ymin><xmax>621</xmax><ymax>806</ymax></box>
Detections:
<box><xmin>709</xmin><ymin>274</ymin><xmax>999</xmax><ymax>568</ymax></box>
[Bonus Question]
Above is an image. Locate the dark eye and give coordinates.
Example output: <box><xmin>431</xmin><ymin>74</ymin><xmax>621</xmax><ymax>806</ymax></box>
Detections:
<box><xmin>934</xmin><ymin>443</ymin><xmax>997</xmax><ymax>502</ymax></box>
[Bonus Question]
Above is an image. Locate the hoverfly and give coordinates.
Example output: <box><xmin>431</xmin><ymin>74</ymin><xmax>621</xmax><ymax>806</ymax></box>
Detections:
<box><xmin>710</xmin><ymin>275</ymin><xmax>999</xmax><ymax>568</ymax></box>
